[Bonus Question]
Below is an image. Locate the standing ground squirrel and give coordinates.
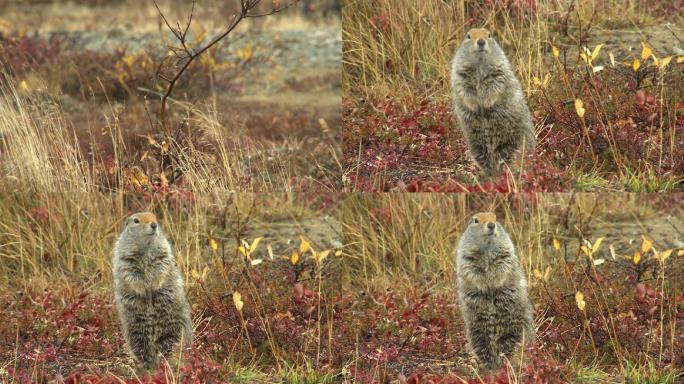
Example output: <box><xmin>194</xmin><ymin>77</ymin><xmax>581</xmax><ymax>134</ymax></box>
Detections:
<box><xmin>456</xmin><ymin>212</ymin><xmax>535</xmax><ymax>370</ymax></box>
<box><xmin>450</xmin><ymin>28</ymin><xmax>535</xmax><ymax>176</ymax></box>
<box><xmin>113</xmin><ymin>212</ymin><xmax>192</xmax><ymax>370</ymax></box>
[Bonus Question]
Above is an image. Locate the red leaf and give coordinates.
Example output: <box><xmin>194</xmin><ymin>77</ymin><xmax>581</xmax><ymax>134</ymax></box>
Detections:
<box><xmin>635</xmin><ymin>283</ymin><xmax>646</xmax><ymax>300</ymax></box>
<box><xmin>293</xmin><ymin>283</ymin><xmax>304</xmax><ymax>301</ymax></box>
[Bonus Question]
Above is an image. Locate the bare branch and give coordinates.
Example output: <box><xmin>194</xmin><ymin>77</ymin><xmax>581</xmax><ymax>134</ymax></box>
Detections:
<box><xmin>153</xmin><ymin>0</ymin><xmax>299</xmax><ymax>129</ymax></box>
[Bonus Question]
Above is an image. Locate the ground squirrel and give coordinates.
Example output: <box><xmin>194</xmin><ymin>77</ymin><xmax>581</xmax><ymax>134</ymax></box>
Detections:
<box><xmin>450</xmin><ymin>28</ymin><xmax>535</xmax><ymax>176</ymax></box>
<box><xmin>112</xmin><ymin>212</ymin><xmax>192</xmax><ymax>370</ymax></box>
<box><xmin>456</xmin><ymin>212</ymin><xmax>535</xmax><ymax>370</ymax></box>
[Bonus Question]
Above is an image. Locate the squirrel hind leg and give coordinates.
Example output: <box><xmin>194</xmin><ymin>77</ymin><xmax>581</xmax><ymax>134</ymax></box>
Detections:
<box><xmin>469</xmin><ymin>330</ymin><xmax>500</xmax><ymax>371</ymax></box>
<box><xmin>478</xmin><ymin>157</ymin><xmax>503</xmax><ymax>179</ymax></box>
<box><xmin>466</xmin><ymin>144</ymin><xmax>499</xmax><ymax>178</ymax></box>
<box><xmin>128</xmin><ymin>332</ymin><xmax>159</xmax><ymax>371</ymax></box>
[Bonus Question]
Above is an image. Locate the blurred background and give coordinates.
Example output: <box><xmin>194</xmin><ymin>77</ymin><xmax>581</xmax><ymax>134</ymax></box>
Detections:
<box><xmin>0</xmin><ymin>0</ymin><xmax>341</xmax><ymax>193</ymax></box>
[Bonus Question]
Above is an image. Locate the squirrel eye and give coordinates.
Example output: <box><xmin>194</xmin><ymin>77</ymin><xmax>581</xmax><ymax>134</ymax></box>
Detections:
<box><xmin>472</xmin><ymin>218</ymin><xmax>479</xmax><ymax>224</ymax></box>
<box><xmin>133</xmin><ymin>218</ymin><xmax>140</xmax><ymax>224</ymax></box>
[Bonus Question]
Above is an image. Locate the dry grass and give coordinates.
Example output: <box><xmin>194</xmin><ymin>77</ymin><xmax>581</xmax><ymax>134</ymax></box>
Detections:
<box><xmin>0</xmin><ymin>82</ymin><xmax>92</xmax><ymax>191</ymax></box>
<box><xmin>0</xmin><ymin>72</ymin><xmax>340</xmax><ymax>194</ymax></box>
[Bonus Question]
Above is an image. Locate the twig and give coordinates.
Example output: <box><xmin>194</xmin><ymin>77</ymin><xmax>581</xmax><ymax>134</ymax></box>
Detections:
<box><xmin>153</xmin><ymin>0</ymin><xmax>300</xmax><ymax>129</ymax></box>
<box><xmin>664</xmin><ymin>23</ymin><xmax>684</xmax><ymax>46</ymax></box>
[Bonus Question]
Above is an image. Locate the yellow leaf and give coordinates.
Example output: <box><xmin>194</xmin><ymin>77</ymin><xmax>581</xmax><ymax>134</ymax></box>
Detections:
<box><xmin>122</xmin><ymin>54</ymin><xmax>136</xmax><ymax>68</ymax></box>
<box><xmin>233</xmin><ymin>291</ymin><xmax>244</xmax><ymax>312</ymax></box>
<box><xmin>191</xmin><ymin>269</ymin><xmax>200</xmax><ymax>280</ymax></box>
<box><xmin>609</xmin><ymin>244</ymin><xmax>616</xmax><ymax>260</ymax></box>
<box><xmin>251</xmin><ymin>259</ymin><xmax>263</xmax><ymax>266</ymax></box>
<box><xmin>575</xmin><ymin>98</ymin><xmax>586</xmax><ymax>118</ymax></box>
<box><xmin>656</xmin><ymin>249</ymin><xmax>673</xmax><ymax>262</ymax></box>
<box><xmin>335</xmin><ymin>250</ymin><xmax>343</xmax><ymax>256</ymax></box>
<box><xmin>238</xmin><ymin>246</ymin><xmax>247</xmax><ymax>257</ymax></box>
<box><xmin>592</xmin><ymin>237</ymin><xmax>605</xmax><ymax>252</ymax></box>
<box><xmin>580</xmin><ymin>244</ymin><xmax>591</xmax><ymax>257</ymax></box>
<box><xmin>575</xmin><ymin>291</ymin><xmax>586</xmax><ymax>311</ymax></box>
<box><xmin>591</xmin><ymin>44</ymin><xmax>603</xmax><ymax>61</ymax></box>
<box><xmin>130</xmin><ymin>166</ymin><xmax>149</xmax><ymax>188</ymax></box>
<box><xmin>677</xmin><ymin>56</ymin><xmax>684</xmax><ymax>63</ymax></box>
<box><xmin>201</xmin><ymin>266</ymin><xmax>208</xmax><ymax>280</ymax></box>
<box><xmin>641</xmin><ymin>237</ymin><xmax>653</xmax><ymax>254</ymax></box>
<box><xmin>552</xmin><ymin>236</ymin><xmax>561</xmax><ymax>251</ymax></box>
<box><xmin>543</xmin><ymin>266</ymin><xmax>551</xmax><ymax>280</ymax></box>
<box><xmin>290</xmin><ymin>251</ymin><xmax>299</xmax><ymax>265</ymax></box>
<box><xmin>210</xmin><ymin>238</ymin><xmax>218</xmax><ymax>251</ymax></box>
<box><xmin>299</xmin><ymin>236</ymin><xmax>311</xmax><ymax>254</ymax></box>
<box><xmin>658</xmin><ymin>56</ymin><xmax>672</xmax><ymax>70</ymax></box>
<box><xmin>313</xmin><ymin>249</ymin><xmax>331</xmax><ymax>263</ymax></box>
<box><xmin>678</xmin><ymin>249</ymin><xmax>684</xmax><ymax>256</ymax></box>
<box><xmin>250</xmin><ymin>237</ymin><xmax>263</xmax><ymax>253</ymax></box>
<box><xmin>19</xmin><ymin>80</ymin><xmax>29</xmax><ymax>91</ymax></box>
<box><xmin>579</xmin><ymin>52</ymin><xmax>589</xmax><ymax>64</ymax></box>
<box><xmin>633</xmin><ymin>59</ymin><xmax>641</xmax><ymax>72</ymax></box>
<box><xmin>236</xmin><ymin>43</ymin><xmax>254</xmax><ymax>61</ymax></box>
<box><xmin>641</xmin><ymin>43</ymin><xmax>652</xmax><ymax>60</ymax></box>
<box><xmin>543</xmin><ymin>73</ymin><xmax>551</xmax><ymax>87</ymax></box>
<box><xmin>633</xmin><ymin>251</ymin><xmax>641</xmax><ymax>265</ymax></box>
<box><xmin>533</xmin><ymin>269</ymin><xmax>542</xmax><ymax>280</ymax></box>
<box><xmin>552</xmin><ymin>45</ymin><xmax>559</xmax><ymax>58</ymax></box>
<box><xmin>609</xmin><ymin>51</ymin><xmax>615</xmax><ymax>67</ymax></box>
<box><xmin>532</xmin><ymin>76</ymin><xmax>541</xmax><ymax>86</ymax></box>
<box><xmin>267</xmin><ymin>245</ymin><xmax>274</xmax><ymax>260</ymax></box>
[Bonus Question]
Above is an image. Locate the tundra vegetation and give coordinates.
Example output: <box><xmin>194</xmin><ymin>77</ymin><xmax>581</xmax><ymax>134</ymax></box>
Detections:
<box><xmin>343</xmin><ymin>0</ymin><xmax>684</xmax><ymax>192</ymax></box>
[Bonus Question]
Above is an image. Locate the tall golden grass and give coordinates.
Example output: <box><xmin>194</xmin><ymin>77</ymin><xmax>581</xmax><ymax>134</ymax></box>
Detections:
<box><xmin>0</xmin><ymin>81</ymin><xmax>92</xmax><ymax>191</ymax></box>
<box><xmin>343</xmin><ymin>0</ymin><xmax>679</xmax><ymax>93</ymax></box>
<box><xmin>343</xmin><ymin>0</ymin><xmax>550</xmax><ymax>96</ymax></box>
<box><xmin>0</xmin><ymin>191</ymin><xmax>328</xmax><ymax>287</ymax></box>
<box><xmin>0</xmin><ymin>75</ymin><xmax>337</xmax><ymax>193</ymax></box>
<box><xmin>341</xmin><ymin>192</ymin><xmax>674</xmax><ymax>278</ymax></box>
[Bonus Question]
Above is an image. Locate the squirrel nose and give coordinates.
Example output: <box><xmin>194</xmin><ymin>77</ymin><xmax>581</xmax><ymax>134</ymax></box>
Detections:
<box><xmin>477</xmin><ymin>38</ymin><xmax>485</xmax><ymax>47</ymax></box>
<box><xmin>487</xmin><ymin>222</ymin><xmax>495</xmax><ymax>230</ymax></box>
<box><xmin>150</xmin><ymin>222</ymin><xmax>157</xmax><ymax>230</ymax></box>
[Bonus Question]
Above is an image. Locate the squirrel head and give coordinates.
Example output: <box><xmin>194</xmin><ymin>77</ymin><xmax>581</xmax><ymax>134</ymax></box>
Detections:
<box><xmin>466</xmin><ymin>211</ymin><xmax>499</xmax><ymax>238</ymax></box>
<box><xmin>122</xmin><ymin>212</ymin><xmax>161</xmax><ymax>241</ymax></box>
<box><xmin>462</xmin><ymin>28</ymin><xmax>493</xmax><ymax>54</ymax></box>
<box><xmin>458</xmin><ymin>212</ymin><xmax>520</xmax><ymax>287</ymax></box>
